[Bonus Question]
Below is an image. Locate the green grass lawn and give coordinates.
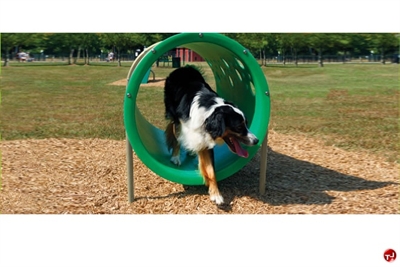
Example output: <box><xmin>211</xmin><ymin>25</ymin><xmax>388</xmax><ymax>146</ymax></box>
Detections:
<box><xmin>263</xmin><ymin>64</ymin><xmax>399</xmax><ymax>162</ymax></box>
<box><xmin>1</xmin><ymin>62</ymin><xmax>398</xmax><ymax>162</ymax></box>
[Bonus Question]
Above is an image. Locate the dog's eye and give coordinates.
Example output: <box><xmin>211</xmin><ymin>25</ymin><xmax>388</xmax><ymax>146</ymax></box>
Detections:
<box><xmin>236</xmin><ymin>124</ymin><xmax>245</xmax><ymax>132</ymax></box>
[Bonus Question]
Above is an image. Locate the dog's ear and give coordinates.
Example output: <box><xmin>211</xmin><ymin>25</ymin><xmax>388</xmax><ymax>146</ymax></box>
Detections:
<box><xmin>205</xmin><ymin>108</ymin><xmax>226</xmax><ymax>139</ymax></box>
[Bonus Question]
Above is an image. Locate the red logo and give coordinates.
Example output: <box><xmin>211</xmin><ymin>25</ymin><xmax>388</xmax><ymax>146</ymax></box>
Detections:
<box><xmin>384</xmin><ymin>249</ymin><xmax>396</xmax><ymax>262</ymax></box>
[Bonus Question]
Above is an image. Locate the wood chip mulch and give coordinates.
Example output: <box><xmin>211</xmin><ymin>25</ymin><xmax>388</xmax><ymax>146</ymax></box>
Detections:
<box><xmin>1</xmin><ymin>131</ymin><xmax>398</xmax><ymax>214</ymax></box>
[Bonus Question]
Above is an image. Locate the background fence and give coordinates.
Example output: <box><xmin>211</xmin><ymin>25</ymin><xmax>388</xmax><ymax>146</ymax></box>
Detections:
<box><xmin>2</xmin><ymin>53</ymin><xmax>399</xmax><ymax>64</ymax></box>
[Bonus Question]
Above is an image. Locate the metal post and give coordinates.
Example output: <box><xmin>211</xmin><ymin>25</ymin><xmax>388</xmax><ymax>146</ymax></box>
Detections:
<box><xmin>124</xmin><ymin>43</ymin><xmax>160</xmax><ymax>203</ymax></box>
<box><xmin>259</xmin><ymin>131</ymin><xmax>268</xmax><ymax>195</ymax></box>
<box><xmin>126</xmin><ymin>135</ymin><xmax>134</xmax><ymax>202</ymax></box>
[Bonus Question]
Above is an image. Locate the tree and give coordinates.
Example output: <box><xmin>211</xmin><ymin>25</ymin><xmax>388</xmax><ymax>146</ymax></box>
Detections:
<box><xmin>223</xmin><ymin>33</ymin><xmax>266</xmax><ymax>56</ymax></box>
<box><xmin>368</xmin><ymin>33</ymin><xmax>398</xmax><ymax>64</ymax></box>
<box><xmin>46</xmin><ymin>33</ymin><xmax>84</xmax><ymax>64</ymax></box>
<box><xmin>135</xmin><ymin>33</ymin><xmax>176</xmax><ymax>47</ymax></box>
<box><xmin>306</xmin><ymin>33</ymin><xmax>336</xmax><ymax>67</ymax></box>
<box><xmin>275</xmin><ymin>33</ymin><xmax>292</xmax><ymax>65</ymax></box>
<box><xmin>345</xmin><ymin>34</ymin><xmax>371</xmax><ymax>57</ymax></box>
<box><xmin>100</xmin><ymin>33</ymin><xmax>135</xmax><ymax>66</ymax></box>
<box><xmin>261</xmin><ymin>34</ymin><xmax>279</xmax><ymax>65</ymax></box>
<box><xmin>288</xmin><ymin>33</ymin><xmax>309</xmax><ymax>66</ymax></box>
<box><xmin>1</xmin><ymin>33</ymin><xmax>20</xmax><ymax>66</ymax></box>
<box><xmin>1</xmin><ymin>33</ymin><xmax>47</xmax><ymax>66</ymax></box>
<box><xmin>77</xmin><ymin>33</ymin><xmax>101</xmax><ymax>65</ymax></box>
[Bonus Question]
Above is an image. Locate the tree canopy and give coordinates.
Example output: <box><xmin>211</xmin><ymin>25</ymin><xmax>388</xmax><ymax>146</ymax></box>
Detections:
<box><xmin>1</xmin><ymin>33</ymin><xmax>399</xmax><ymax>66</ymax></box>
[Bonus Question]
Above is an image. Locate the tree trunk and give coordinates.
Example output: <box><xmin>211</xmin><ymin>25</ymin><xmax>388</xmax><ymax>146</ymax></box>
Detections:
<box><xmin>381</xmin><ymin>48</ymin><xmax>385</xmax><ymax>64</ymax></box>
<box><xmin>69</xmin><ymin>49</ymin><xmax>74</xmax><ymax>65</ymax></box>
<box><xmin>3</xmin><ymin>47</ymin><xmax>10</xmax><ymax>67</ymax></box>
<box><xmin>117</xmin><ymin>48</ymin><xmax>121</xmax><ymax>67</ymax></box>
<box><xmin>86</xmin><ymin>49</ymin><xmax>89</xmax><ymax>65</ymax></box>
<box><xmin>318</xmin><ymin>48</ymin><xmax>324</xmax><ymax>67</ymax></box>
<box><xmin>75</xmin><ymin>46</ymin><xmax>81</xmax><ymax>64</ymax></box>
<box><xmin>263</xmin><ymin>49</ymin><xmax>266</xmax><ymax>66</ymax></box>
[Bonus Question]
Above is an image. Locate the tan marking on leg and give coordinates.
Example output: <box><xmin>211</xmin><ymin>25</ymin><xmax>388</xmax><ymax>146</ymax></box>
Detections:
<box><xmin>198</xmin><ymin>150</ymin><xmax>223</xmax><ymax>204</ymax></box>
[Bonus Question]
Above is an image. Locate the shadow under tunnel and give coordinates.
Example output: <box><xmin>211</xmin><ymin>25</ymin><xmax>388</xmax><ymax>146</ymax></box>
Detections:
<box><xmin>181</xmin><ymin>147</ymin><xmax>396</xmax><ymax>210</ymax></box>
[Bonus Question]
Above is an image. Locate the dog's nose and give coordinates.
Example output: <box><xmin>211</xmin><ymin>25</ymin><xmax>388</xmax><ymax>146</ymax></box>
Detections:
<box><xmin>246</xmin><ymin>132</ymin><xmax>259</xmax><ymax>146</ymax></box>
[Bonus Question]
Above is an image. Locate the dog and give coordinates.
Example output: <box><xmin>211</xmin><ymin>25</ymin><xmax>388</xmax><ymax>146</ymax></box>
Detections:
<box><xmin>164</xmin><ymin>65</ymin><xmax>259</xmax><ymax>205</ymax></box>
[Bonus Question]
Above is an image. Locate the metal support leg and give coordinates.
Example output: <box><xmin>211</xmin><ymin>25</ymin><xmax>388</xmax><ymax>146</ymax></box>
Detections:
<box><xmin>259</xmin><ymin>131</ymin><xmax>268</xmax><ymax>195</ymax></box>
<box><xmin>126</xmin><ymin>135</ymin><xmax>134</xmax><ymax>202</ymax></box>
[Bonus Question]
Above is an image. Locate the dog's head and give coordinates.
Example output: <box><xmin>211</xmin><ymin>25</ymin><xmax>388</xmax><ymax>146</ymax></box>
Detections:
<box><xmin>205</xmin><ymin>105</ymin><xmax>259</xmax><ymax>158</ymax></box>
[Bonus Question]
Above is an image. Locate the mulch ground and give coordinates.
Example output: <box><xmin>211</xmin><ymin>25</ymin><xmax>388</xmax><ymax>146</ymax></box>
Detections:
<box><xmin>1</xmin><ymin>131</ymin><xmax>398</xmax><ymax>214</ymax></box>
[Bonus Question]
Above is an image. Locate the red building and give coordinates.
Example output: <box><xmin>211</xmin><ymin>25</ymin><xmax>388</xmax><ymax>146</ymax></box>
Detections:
<box><xmin>175</xmin><ymin>48</ymin><xmax>204</xmax><ymax>62</ymax></box>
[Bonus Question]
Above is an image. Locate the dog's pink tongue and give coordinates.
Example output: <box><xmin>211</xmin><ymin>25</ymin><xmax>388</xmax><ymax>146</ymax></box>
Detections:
<box><xmin>232</xmin><ymin>137</ymin><xmax>249</xmax><ymax>158</ymax></box>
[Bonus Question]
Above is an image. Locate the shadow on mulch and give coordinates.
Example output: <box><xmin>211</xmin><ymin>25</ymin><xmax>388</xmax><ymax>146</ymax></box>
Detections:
<box><xmin>146</xmin><ymin>78</ymin><xmax>166</xmax><ymax>83</ymax></box>
<box><xmin>139</xmin><ymin>147</ymin><xmax>396</xmax><ymax>212</ymax></box>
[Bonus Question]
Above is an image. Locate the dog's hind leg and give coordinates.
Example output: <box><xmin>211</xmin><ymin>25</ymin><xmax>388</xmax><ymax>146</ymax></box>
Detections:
<box><xmin>198</xmin><ymin>149</ymin><xmax>224</xmax><ymax>205</ymax></box>
<box><xmin>165</xmin><ymin>121</ymin><xmax>181</xmax><ymax>165</ymax></box>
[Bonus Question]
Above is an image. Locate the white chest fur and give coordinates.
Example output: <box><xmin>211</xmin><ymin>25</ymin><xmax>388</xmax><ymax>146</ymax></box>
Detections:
<box><xmin>178</xmin><ymin>118</ymin><xmax>216</xmax><ymax>152</ymax></box>
<box><xmin>176</xmin><ymin>95</ymin><xmax>221</xmax><ymax>152</ymax></box>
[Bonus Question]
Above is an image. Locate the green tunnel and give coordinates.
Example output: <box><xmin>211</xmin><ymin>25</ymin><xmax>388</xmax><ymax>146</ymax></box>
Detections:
<box><xmin>124</xmin><ymin>33</ymin><xmax>270</xmax><ymax>185</ymax></box>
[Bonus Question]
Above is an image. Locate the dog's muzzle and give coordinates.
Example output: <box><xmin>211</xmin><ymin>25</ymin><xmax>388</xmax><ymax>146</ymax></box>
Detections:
<box><xmin>245</xmin><ymin>132</ymin><xmax>259</xmax><ymax>146</ymax></box>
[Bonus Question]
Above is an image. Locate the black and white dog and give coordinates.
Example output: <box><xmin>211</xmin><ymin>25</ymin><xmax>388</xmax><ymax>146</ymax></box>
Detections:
<box><xmin>164</xmin><ymin>65</ymin><xmax>258</xmax><ymax>204</ymax></box>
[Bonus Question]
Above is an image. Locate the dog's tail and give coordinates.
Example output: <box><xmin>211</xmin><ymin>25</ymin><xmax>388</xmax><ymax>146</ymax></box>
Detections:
<box><xmin>165</xmin><ymin>65</ymin><xmax>206</xmax><ymax>87</ymax></box>
<box><xmin>184</xmin><ymin>64</ymin><xmax>206</xmax><ymax>78</ymax></box>
<box><xmin>164</xmin><ymin>65</ymin><xmax>207</xmax><ymax>122</ymax></box>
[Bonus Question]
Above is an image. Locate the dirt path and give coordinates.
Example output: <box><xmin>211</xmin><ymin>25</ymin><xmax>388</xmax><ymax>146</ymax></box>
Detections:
<box><xmin>1</xmin><ymin>131</ymin><xmax>398</xmax><ymax>214</ymax></box>
<box><xmin>109</xmin><ymin>78</ymin><xmax>165</xmax><ymax>87</ymax></box>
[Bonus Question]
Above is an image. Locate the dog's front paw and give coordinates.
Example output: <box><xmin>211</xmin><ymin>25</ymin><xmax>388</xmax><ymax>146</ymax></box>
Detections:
<box><xmin>210</xmin><ymin>194</ymin><xmax>224</xmax><ymax>205</ymax></box>
<box><xmin>170</xmin><ymin>155</ymin><xmax>181</xmax><ymax>166</ymax></box>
